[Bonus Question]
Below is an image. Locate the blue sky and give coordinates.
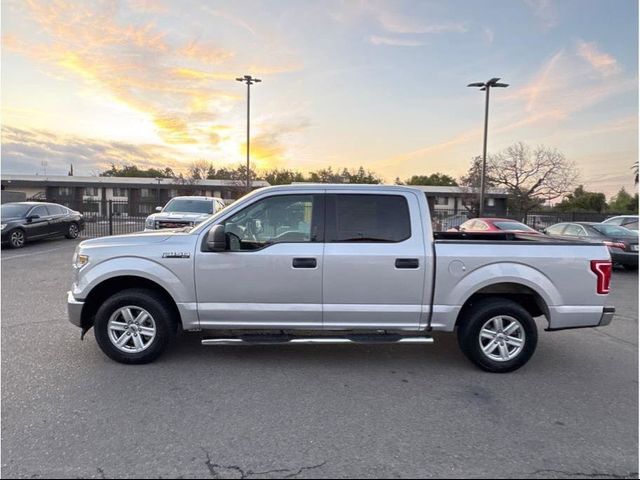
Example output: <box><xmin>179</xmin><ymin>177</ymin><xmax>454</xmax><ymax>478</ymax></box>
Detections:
<box><xmin>1</xmin><ymin>0</ymin><xmax>638</xmax><ymax>197</ymax></box>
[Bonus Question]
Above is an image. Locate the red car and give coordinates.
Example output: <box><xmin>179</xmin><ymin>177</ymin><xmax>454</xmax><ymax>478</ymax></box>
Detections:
<box><xmin>456</xmin><ymin>218</ymin><xmax>541</xmax><ymax>233</ymax></box>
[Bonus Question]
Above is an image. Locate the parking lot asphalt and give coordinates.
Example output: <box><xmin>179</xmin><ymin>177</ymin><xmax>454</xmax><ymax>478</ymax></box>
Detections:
<box><xmin>1</xmin><ymin>239</ymin><xmax>638</xmax><ymax>479</ymax></box>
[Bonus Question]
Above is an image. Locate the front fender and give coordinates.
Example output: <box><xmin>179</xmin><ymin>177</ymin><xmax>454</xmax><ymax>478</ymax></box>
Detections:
<box><xmin>73</xmin><ymin>256</ymin><xmax>195</xmax><ymax>304</ymax></box>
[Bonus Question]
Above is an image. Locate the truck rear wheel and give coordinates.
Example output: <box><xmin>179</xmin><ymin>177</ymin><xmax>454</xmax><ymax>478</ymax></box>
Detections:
<box><xmin>457</xmin><ymin>298</ymin><xmax>538</xmax><ymax>373</ymax></box>
<box><xmin>94</xmin><ymin>288</ymin><xmax>175</xmax><ymax>364</ymax></box>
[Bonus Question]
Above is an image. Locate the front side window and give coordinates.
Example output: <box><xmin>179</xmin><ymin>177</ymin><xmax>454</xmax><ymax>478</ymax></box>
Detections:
<box><xmin>30</xmin><ymin>205</ymin><xmax>49</xmax><ymax>217</ymax></box>
<box><xmin>224</xmin><ymin>195</ymin><xmax>317</xmax><ymax>251</ymax></box>
<box><xmin>326</xmin><ymin>194</ymin><xmax>411</xmax><ymax>243</ymax></box>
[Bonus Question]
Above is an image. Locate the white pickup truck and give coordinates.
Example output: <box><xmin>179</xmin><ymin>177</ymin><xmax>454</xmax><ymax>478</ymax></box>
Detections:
<box><xmin>68</xmin><ymin>185</ymin><xmax>615</xmax><ymax>372</ymax></box>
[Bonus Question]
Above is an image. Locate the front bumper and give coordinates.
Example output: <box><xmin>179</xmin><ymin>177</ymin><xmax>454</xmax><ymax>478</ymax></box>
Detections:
<box><xmin>67</xmin><ymin>291</ymin><xmax>84</xmax><ymax>327</ymax></box>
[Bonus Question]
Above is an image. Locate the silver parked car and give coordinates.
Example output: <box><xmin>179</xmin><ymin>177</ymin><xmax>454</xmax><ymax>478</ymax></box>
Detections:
<box><xmin>144</xmin><ymin>196</ymin><xmax>225</xmax><ymax>231</ymax></box>
<box><xmin>602</xmin><ymin>215</ymin><xmax>638</xmax><ymax>231</ymax></box>
<box><xmin>68</xmin><ymin>185</ymin><xmax>615</xmax><ymax>372</ymax></box>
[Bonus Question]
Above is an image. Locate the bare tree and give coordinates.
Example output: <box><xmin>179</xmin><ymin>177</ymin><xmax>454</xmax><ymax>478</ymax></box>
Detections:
<box><xmin>488</xmin><ymin>142</ymin><xmax>578</xmax><ymax>217</ymax></box>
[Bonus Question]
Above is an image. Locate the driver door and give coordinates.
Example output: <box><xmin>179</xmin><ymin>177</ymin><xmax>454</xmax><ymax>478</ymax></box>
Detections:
<box><xmin>195</xmin><ymin>193</ymin><xmax>324</xmax><ymax>329</ymax></box>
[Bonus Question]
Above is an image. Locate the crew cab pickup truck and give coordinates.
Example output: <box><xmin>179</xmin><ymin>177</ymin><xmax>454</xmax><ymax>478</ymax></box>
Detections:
<box><xmin>68</xmin><ymin>185</ymin><xmax>615</xmax><ymax>372</ymax></box>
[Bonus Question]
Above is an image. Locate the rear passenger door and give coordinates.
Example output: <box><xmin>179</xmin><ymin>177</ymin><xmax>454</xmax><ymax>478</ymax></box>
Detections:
<box><xmin>322</xmin><ymin>192</ymin><xmax>427</xmax><ymax>330</ymax></box>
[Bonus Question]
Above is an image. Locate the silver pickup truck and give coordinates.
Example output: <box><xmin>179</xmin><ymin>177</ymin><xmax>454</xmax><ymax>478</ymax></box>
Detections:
<box><xmin>68</xmin><ymin>185</ymin><xmax>615</xmax><ymax>372</ymax></box>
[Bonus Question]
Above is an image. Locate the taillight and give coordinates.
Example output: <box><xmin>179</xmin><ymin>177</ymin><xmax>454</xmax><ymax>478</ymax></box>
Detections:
<box><xmin>591</xmin><ymin>260</ymin><xmax>612</xmax><ymax>294</ymax></box>
<box><xmin>603</xmin><ymin>240</ymin><xmax>626</xmax><ymax>250</ymax></box>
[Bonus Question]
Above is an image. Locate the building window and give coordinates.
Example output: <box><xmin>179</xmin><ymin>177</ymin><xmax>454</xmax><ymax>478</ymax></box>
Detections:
<box><xmin>84</xmin><ymin>187</ymin><xmax>98</xmax><ymax>197</ymax></box>
<box><xmin>112</xmin><ymin>188</ymin><xmax>128</xmax><ymax>197</ymax></box>
<box><xmin>58</xmin><ymin>187</ymin><xmax>72</xmax><ymax>196</ymax></box>
<box><xmin>434</xmin><ymin>196</ymin><xmax>449</xmax><ymax>206</ymax></box>
<box><xmin>140</xmin><ymin>188</ymin><xmax>154</xmax><ymax>198</ymax></box>
<box><xmin>486</xmin><ymin>198</ymin><xmax>495</xmax><ymax>207</ymax></box>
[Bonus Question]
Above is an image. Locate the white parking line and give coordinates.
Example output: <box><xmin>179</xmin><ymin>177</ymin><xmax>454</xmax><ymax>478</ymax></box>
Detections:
<box><xmin>0</xmin><ymin>245</ymin><xmax>74</xmax><ymax>261</ymax></box>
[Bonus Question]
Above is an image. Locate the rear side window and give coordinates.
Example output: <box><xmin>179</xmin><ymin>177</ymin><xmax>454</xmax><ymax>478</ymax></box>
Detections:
<box><xmin>326</xmin><ymin>194</ymin><xmax>411</xmax><ymax>243</ymax></box>
<box><xmin>47</xmin><ymin>205</ymin><xmax>66</xmax><ymax>215</ymax></box>
<box><xmin>545</xmin><ymin>224</ymin><xmax>566</xmax><ymax>235</ymax></box>
<box><xmin>565</xmin><ymin>224</ymin><xmax>587</xmax><ymax>236</ymax></box>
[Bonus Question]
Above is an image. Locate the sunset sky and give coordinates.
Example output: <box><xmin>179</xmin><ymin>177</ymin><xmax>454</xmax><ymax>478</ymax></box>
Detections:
<box><xmin>1</xmin><ymin>0</ymin><xmax>638</xmax><ymax>197</ymax></box>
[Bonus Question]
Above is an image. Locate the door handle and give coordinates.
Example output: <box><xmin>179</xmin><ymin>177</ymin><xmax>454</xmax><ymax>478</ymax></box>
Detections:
<box><xmin>292</xmin><ymin>258</ymin><xmax>317</xmax><ymax>269</ymax></box>
<box><xmin>395</xmin><ymin>258</ymin><xmax>419</xmax><ymax>269</ymax></box>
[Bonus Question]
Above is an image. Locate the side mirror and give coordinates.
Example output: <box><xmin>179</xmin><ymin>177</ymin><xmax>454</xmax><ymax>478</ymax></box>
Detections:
<box><xmin>206</xmin><ymin>225</ymin><xmax>227</xmax><ymax>252</ymax></box>
<box><xmin>26</xmin><ymin>214</ymin><xmax>40</xmax><ymax>222</ymax></box>
<box><xmin>155</xmin><ymin>206</ymin><xmax>162</xmax><ymax>212</ymax></box>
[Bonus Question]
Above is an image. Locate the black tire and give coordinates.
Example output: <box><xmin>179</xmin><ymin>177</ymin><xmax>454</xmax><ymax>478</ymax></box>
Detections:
<box><xmin>94</xmin><ymin>288</ymin><xmax>176</xmax><ymax>364</ymax></box>
<box><xmin>8</xmin><ymin>229</ymin><xmax>26</xmax><ymax>249</ymax></box>
<box><xmin>65</xmin><ymin>222</ymin><xmax>80</xmax><ymax>239</ymax></box>
<box><xmin>457</xmin><ymin>297</ymin><xmax>538</xmax><ymax>373</ymax></box>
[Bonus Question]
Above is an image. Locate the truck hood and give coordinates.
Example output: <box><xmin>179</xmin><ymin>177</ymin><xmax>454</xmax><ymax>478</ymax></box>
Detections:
<box><xmin>149</xmin><ymin>212</ymin><xmax>211</xmax><ymax>222</ymax></box>
<box><xmin>79</xmin><ymin>230</ymin><xmax>181</xmax><ymax>248</ymax></box>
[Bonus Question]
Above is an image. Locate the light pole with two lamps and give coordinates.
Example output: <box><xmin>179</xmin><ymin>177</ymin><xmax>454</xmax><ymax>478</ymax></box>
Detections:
<box><xmin>467</xmin><ymin>78</ymin><xmax>509</xmax><ymax>217</ymax></box>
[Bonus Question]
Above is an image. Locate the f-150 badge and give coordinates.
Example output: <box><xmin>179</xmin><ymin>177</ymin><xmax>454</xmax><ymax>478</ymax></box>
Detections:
<box><xmin>162</xmin><ymin>252</ymin><xmax>191</xmax><ymax>259</ymax></box>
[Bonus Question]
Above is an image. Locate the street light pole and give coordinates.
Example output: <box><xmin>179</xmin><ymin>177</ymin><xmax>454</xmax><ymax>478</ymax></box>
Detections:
<box><xmin>236</xmin><ymin>75</ymin><xmax>262</xmax><ymax>193</ymax></box>
<box><xmin>467</xmin><ymin>78</ymin><xmax>509</xmax><ymax>217</ymax></box>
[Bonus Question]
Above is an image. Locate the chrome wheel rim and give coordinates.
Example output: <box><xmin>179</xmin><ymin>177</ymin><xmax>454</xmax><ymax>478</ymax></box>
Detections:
<box><xmin>69</xmin><ymin>224</ymin><xmax>79</xmax><ymax>238</ymax></box>
<box><xmin>10</xmin><ymin>230</ymin><xmax>24</xmax><ymax>247</ymax></box>
<box><xmin>479</xmin><ymin>315</ymin><xmax>525</xmax><ymax>362</ymax></box>
<box><xmin>107</xmin><ymin>306</ymin><xmax>157</xmax><ymax>353</ymax></box>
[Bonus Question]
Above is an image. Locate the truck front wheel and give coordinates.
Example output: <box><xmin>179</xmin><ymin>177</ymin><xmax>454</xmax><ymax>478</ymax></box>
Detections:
<box><xmin>94</xmin><ymin>288</ymin><xmax>175</xmax><ymax>364</ymax></box>
<box><xmin>457</xmin><ymin>298</ymin><xmax>538</xmax><ymax>373</ymax></box>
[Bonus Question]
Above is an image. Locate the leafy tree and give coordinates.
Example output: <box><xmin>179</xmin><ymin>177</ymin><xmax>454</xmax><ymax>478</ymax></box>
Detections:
<box><xmin>307</xmin><ymin>166</ymin><xmax>382</xmax><ymax>184</ymax></box>
<box><xmin>404</xmin><ymin>173</ymin><xmax>458</xmax><ymax>186</ymax></box>
<box><xmin>609</xmin><ymin>187</ymin><xmax>639</xmax><ymax>213</ymax></box>
<box><xmin>262</xmin><ymin>168</ymin><xmax>306</xmax><ymax>185</ymax></box>
<box><xmin>556</xmin><ymin>185</ymin><xmax>607</xmax><ymax>212</ymax></box>
<box><xmin>458</xmin><ymin>156</ymin><xmax>494</xmax><ymax>216</ymax></box>
<box><xmin>100</xmin><ymin>164</ymin><xmax>175</xmax><ymax>178</ymax></box>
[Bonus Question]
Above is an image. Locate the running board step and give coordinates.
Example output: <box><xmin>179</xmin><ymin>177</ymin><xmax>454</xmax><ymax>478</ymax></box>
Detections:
<box><xmin>201</xmin><ymin>334</ymin><xmax>434</xmax><ymax>346</ymax></box>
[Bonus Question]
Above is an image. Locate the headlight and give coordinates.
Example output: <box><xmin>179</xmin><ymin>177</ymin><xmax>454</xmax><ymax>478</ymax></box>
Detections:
<box><xmin>145</xmin><ymin>217</ymin><xmax>155</xmax><ymax>229</ymax></box>
<box><xmin>0</xmin><ymin>224</ymin><xmax>5</xmax><ymax>230</ymax></box>
<box><xmin>73</xmin><ymin>252</ymin><xmax>89</xmax><ymax>269</ymax></box>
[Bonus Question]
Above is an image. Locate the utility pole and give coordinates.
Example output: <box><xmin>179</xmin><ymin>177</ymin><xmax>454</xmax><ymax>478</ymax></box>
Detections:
<box><xmin>467</xmin><ymin>78</ymin><xmax>509</xmax><ymax>217</ymax></box>
<box><xmin>236</xmin><ymin>75</ymin><xmax>262</xmax><ymax>193</ymax></box>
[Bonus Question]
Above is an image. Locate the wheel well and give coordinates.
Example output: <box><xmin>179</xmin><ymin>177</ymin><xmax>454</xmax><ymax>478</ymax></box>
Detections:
<box><xmin>80</xmin><ymin>276</ymin><xmax>181</xmax><ymax>331</ymax></box>
<box><xmin>455</xmin><ymin>282</ymin><xmax>549</xmax><ymax>328</ymax></box>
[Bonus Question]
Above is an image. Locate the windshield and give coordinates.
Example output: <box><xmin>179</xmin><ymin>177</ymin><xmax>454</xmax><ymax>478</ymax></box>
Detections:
<box><xmin>493</xmin><ymin>221</ymin><xmax>535</xmax><ymax>231</ymax></box>
<box><xmin>163</xmin><ymin>199</ymin><xmax>212</xmax><ymax>214</ymax></box>
<box><xmin>592</xmin><ymin>224</ymin><xmax>638</xmax><ymax>237</ymax></box>
<box><xmin>1</xmin><ymin>204</ymin><xmax>31</xmax><ymax>218</ymax></box>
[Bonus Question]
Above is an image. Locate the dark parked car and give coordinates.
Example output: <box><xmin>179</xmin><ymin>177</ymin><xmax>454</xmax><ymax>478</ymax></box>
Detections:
<box><xmin>544</xmin><ymin>222</ymin><xmax>638</xmax><ymax>270</ymax></box>
<box><xmin>1</xmin><ymin>202</ymin><xmax>84</xmax><ymax>248</ymax></box>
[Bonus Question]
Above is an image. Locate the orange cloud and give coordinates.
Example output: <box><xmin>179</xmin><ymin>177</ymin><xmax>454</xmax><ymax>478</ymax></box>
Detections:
<box><xmin>153</xmin><ymin>116</ymin><xmax>197</xmax><ymax>144</ymax></box>
<box><xmin>577</xmin><ymin>40</ymin><xmax>621</xmax><ymax>77</ymax></box>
